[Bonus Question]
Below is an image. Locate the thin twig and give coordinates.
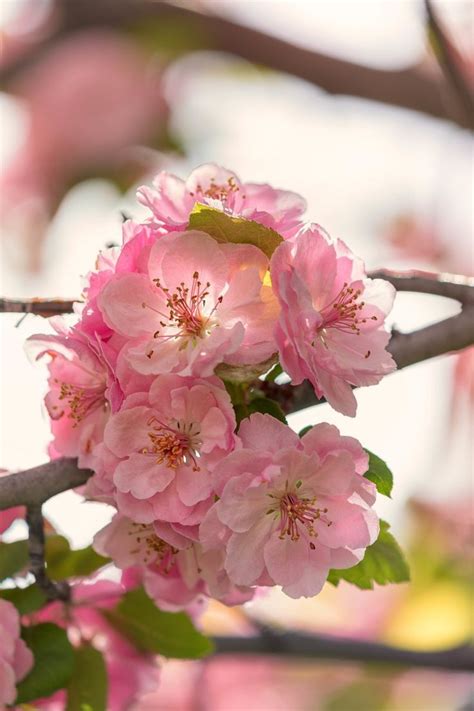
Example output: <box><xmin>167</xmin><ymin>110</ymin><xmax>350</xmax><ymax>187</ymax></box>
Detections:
<box><xmin>0</xmin><ymin>297</ymin><xmax>78</xmax><ymax>317</ymax></box>
<box><xmin>1</xmin><ymin>270</ymin><xmax>472</xmax><ymax>317</ymax></box>
<box><xmin>425</xmin><ymin>0</ymin><xmax>474</xmax><ymax>128</ymax></box>
<box><xmin>26</xmin><ymin>504</ymin><xmax>70</xmax><ymax>601</ymax></box>
<box><xmin>0</xmin><ymin>0</ymin><xmax>471</xmax><ymax>129</ymax></box>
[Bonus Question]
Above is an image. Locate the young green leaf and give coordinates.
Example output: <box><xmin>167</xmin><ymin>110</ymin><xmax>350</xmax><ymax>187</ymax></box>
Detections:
<box><xmin>363</xmin><ymin>449</ymin><xmax>394</xmax><ymax>497</ymax></box>
<box><xmin>45</xmin><ymin>535</ymin><xmax>110</xmax><ymax>580</ymax></box>
<box><xmin>0</xmin><ymin>540</ymin><xmax>28</xmax><ymax>581</ymax></box>
<box><xmin>327</xmin><ymin>520</ymin><xmax>410</xmax><ymax>590</ymax></box>
<box><xmin>247</xmin><ymin>396</ymin><xmax>287</xmax><ymax>424</ymax></box>
<box><xmin>16</xmin><ymin>623</ymin><xmax>75</xmax><ymax>704</ymax></box>
<box><xmin>104</xmin><ymin>587</ymin><xmax>213</xmax><ymax>659</ymax></box>
<box><xmin>298</xmin><ymin>425</ymin><xmax>313</xmax><ymax>438</ymax></box>
<box><xmin>188</xmin><ymin>204</ymin><xmax>283</xmax><ymax>258</ymax></box>
<box><xmin>0</xmin><ymin>584</ymin><xmax>47</xmax><ymax>615</ymax></box>
<box><xmin>66</xmin><ymin>643</ymin><xmax>108</xmax><ymax>711</ymax></box>
<box><xmin>264</xmin><ymin>362</ymin><xmax>284</xmax><ymax>382</ymax></box>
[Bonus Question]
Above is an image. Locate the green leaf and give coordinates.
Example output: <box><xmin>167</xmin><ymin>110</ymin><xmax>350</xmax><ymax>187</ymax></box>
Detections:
<box><xmin>104</xmin><ymin>587</ymin><xmax>214</xmax><ymax>659</ymax></box>
<box><xmin>298</xmin><ymin>425</ymin><xmax>313</xmax><ymax>438</ymax></box>
<box><xmin>264</xmin><ymin>362</ymin><xmax>283</xmax><ymax>382</ymax></box>
<box><xmin>363</xmin><ymin>449</ymin><xmax>393</xmax><ymax>497</ymax></box>
<box><xmin>188</xmin><ymin>204</ymin><xmax>283</xmax><ymax>258</ymax></box>
<box><xmin>66</xmin><ymin>643</ymin><xmax>108</xmax><ymax>711</ymax></box>
<box><xmin>45</xmin><ymin>536</ymin><xmax>109</xmax><ymax>580</ymax></box>
<box><xmin>247</xmin><ymin>396</ymin><xmax>287</xmax><ymax>424</ymax></box>
<box><xmin>324</xmin><ymin>680</ymin><xmax>390</xmax><ymax>711</ymax></box>
<box><xmin>327</xmin><ymin>520</ymin><xmax>410</xmax><ymax>590</ymax></box>
<box><xmin>0</xmin><ymin>539</ymin><xmax>28</xmax><ymax>581</ymax></box>
<box><xmin>0</xmin><ymin>584</ymin><xmax>47</xmax><ymax>614</ymax></box>
<box><xmin>16</xmin><ymin>623</ymin><xmax>74</xmax><ymax>704</ymax></box>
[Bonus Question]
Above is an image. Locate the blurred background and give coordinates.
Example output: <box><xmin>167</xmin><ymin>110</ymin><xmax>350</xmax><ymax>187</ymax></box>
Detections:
<box><xmin>0</xmin><ymin>1</ymin><xmax>472</xmax><ymax>709</ymax></box>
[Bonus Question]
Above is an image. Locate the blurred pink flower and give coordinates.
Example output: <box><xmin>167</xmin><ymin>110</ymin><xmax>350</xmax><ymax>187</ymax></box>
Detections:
<box><xmin>0</xmin><ymin>599</ymin><xmax>34</xmax><ymax>709</ymax></box>
<box><xmin>1</xmin><ymin>30</ymin><xmax>167</xmax><ymax>268</ymax></box>
<box><xmin>271</xmin><ymin>224</ymin><xmax>396</xmax><ymax>416</ymax></box>
<box><xmin>32</xmin><ymin>580</ymin><xmax>160</xmax><ymax>711</ymax></box>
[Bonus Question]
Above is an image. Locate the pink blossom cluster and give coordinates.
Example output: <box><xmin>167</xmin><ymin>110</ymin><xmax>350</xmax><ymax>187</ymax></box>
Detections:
<box><xmin>29</xmin><ymin>164</ymin><xmax>395</xmax><ymax>606</ymax></box>
<box><xmin>0</xmin><ymin>599</ymin><xmax>34</xmax><ymax>709</ymax></box>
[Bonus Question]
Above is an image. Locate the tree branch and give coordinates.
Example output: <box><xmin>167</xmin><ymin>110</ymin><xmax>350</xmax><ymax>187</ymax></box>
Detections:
<box><xmin>0</xmin><ymin>0</ymin><xmax>471</xmax><ymax>129</ymax></box>
<box><xmin>425</xmin><ymin>0</ymin><xmax>474</xmax><ymax>127</ymax></box>
<box><xmin>0</xmin><ymin>459</ymin><xmax>92</xmax><ymax>510</ymax></box>
<box><xmin>26</xmin><ymin>504</ymin><xmax>70</xmax><ymax>601</ymax></box>
<box><xmin>212</xmin><ymin>632</ymin><xmax>474</xmax><ymax>672</ymax></box>
<box><xmin>0</xmin><ymin>297</ymin><xmax>77</xmax><ymax>317</ymax></box>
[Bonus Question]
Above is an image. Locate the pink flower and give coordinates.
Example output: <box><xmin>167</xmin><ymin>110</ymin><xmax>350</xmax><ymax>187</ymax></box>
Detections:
<box><xmin>203</xmin><ymin>414</ymin><xmax>379</xmax><ymax>598</ymax></box>
<box><xmin>137</xmin><ymin>163</ymin><xmax>306</xmax><ymax>238</ymax></box>
<box><xmin>99</xmin><ymin>230</ymin><xmax>279</xmax><ymax>377</ymax></box>
<box><xmin>271</xmin><ymin>225</ymin><xmax>396</xmax><ymax>416</ymax></box>
<box><xmin>27</xmin><ymin>321</ymin><xmax>119</xmax><ymax>468</ymax></box>
<box><xmin>100</xmin><ymin>374</ymin><xmax>237</xmax><ymax>521</ymax></box>
<box><xmin>0</xmin><ymin>599</ymin><xmax>34</xmax><ymax>708</ymax></box>
<box><xmin>32</xmin><ymin>581</ymin><xmax>159</xmax><ymax>711</ymax></box>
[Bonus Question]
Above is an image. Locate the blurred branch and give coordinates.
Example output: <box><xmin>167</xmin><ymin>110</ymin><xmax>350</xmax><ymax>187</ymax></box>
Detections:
<box><xmin>212</xmin><ymin>632</ymin><xmax>474</xmax><ymax>672</ymax></box>
<box><xmin>425</xmin><ymin>0</ymin><xmax>474</xmax><ymax>127</ymax></box>
<box><xmin>0</xmin><ymin>0</ymin><xmax>472</xmax><ymax>129</ymax></box>
<box><xmin>26</xmin><ymin>504</ymin><xmax>70</xmax><ymax>601</ymax></box>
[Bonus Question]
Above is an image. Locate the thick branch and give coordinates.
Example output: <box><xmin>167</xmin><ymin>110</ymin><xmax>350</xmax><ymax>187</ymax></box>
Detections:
<box><xmin>0</xmin><ymin>0</ymin><xmax>471</xmax><ymax>129</ymax></box>
<box><xmin>369</xmin><ymin>269</ymin><xmax>474</xmax><ymax>304</ymax></box>
<box><xmin>425</xmin><ymin>0</ymin><xmax>474</xmax><ymax>126</ymax></box>
<box><xmin>26</xmin><ymin>504</ymin><xmax>70</xmax><ymax>601</ymax></box>
<box><xmin>0</xmin><ymin>459</ymin><xmax>92</xmax><ymax>510</ymax></box>
<box><xmin>212</xmin><ymin>632</ymin><xmax>474</xmax><ymax>672</ymax></box>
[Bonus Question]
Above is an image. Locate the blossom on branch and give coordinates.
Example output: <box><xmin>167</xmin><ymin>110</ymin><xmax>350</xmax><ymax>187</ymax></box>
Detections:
<box><xmin>271</xmin><ymin>225</ymin><xmax>396</xmax><ymax>415</ymax></box>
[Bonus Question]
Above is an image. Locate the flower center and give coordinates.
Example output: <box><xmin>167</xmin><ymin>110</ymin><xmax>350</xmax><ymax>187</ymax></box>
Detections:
<box><xmin>143</xmin><ymin>271</ymin><xmax>223</xmax><ymax>355</ymax></box>
<box><xmin>141</xmin><ymin>416</ymin><xmax>202</xmax><ymax>471</ymax></box>
<box><xmin>189</xmin><ymin>176</ymin><xmax>240</xmax><ymax>204</ymax></box>
<box><xmin>319</xmin><ymin>282</ymin><xmax>378</xmax><ymax>337</ymax></box>
<box><xmin>57</xmin><ymin>381</ymin><xmax>107</xmax><ymax>426</ymax></box>
<box><xmin>129</xmin><ymin>523</ymin><xmax>178</xmax><ymax>571</ymax></box>
<box><xmin>268</xmin><ymin>491</ymin><xmax>332</xmax><ymax>542</ymax></box>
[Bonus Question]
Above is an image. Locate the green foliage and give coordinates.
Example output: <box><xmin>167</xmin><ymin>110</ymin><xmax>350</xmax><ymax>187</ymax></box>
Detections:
<box><xmin>264</xmin><ymin>362</ymin><xmax>284</xmax><ymax>382</ymax></box>
<box><xmin>247</xmin><ymin>395</ymin><xmax>287</xmax><ymax>423</ymax></box>
<box><xmin>327</xmin><ymin>520</ymin><xmax>410</xmax><ymax>590</ymax></box>
<box><xmin>324</xmin><ymin>679</ymin><xmax>390</xmax><ymax>711</ymax></box>
<box><xmin>189</xmin><ymin>204</ymin><xmax>283</xmax><ymax>258</ymax></box>
<box><xmin>66</xmin><ymin>643</ymin><xmax>108</xmax><ymax>711</ymax></box>
<box><xmin>0</xmin><ymin>539</ymin><xmax>28</xmax><ymax>580</ymax></box>
<box><xmin>298</xmin><ymin>425</ymin><xmax>313</xmax><ymax>438</ymax></box>
<box><xmin>363</xmin><ymin>449</ymin><xmax>393</xmax><ymax>498</ymax></box>
<box><xmin>45</xmin><ymin>536</ymin><xmax>110</xmax><ymax>580</ymax></box>
<box><xmin>104</xmin><ymin>587</ymin><xmax>214</xmax><ymax>659</ymax></box>
<box><xmin>0</xmin><ymin>583</ymin><xmax>46</xmax><ymax>614</ymax></box>
<box><xmin>16</xmin><ymin>623</ymin><xmax>74</xmax><ymax>704</ymax></box>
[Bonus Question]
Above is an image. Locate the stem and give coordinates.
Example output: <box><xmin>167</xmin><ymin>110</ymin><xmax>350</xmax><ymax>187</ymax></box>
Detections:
<box><xmin>26</xmin><ymin>504</ymin><xmax>70</xmax><ymax>601</ymax></box>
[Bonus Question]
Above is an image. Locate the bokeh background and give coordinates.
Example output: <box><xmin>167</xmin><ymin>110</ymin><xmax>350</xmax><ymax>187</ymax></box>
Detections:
<box><xmin>0</xmin><ymin>1</ymin><xmax>472</xmax><ymax>709</ymax></box>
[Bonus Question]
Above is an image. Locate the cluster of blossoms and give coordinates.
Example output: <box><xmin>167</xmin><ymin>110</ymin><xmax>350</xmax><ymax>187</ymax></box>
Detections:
<box><xmin>29</xmin><ymin>164</ymin><xmax>396</xmax><ymax>610</ymax></box>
